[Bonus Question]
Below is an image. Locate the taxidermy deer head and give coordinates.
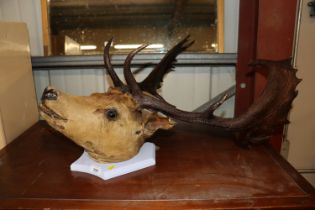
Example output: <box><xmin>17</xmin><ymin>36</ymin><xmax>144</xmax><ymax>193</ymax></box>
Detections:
<box><xmin>39</xmin><ymin>36</ymin><xmax>300</xmax><ymax>163</ymax></box>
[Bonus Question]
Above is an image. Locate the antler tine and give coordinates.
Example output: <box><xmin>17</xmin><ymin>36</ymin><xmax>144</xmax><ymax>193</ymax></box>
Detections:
<box><xmin>120</xmin><ymin>39</ymin><xmax>229</xmax><ymax>124</ymax></box>
<box><xmin>103</xmin><ymin>38</ymin><xmax>127</xmax><ymax>90</ymax></box>
<box><xmin>123</xmin><ymin>44</ymin><xmax>148</xmax><ymax>96</ymax></box>
<box><xmin>207</xmin><ymin>94</ymin><xmax>229</xmax><ymax>115</ymax></box>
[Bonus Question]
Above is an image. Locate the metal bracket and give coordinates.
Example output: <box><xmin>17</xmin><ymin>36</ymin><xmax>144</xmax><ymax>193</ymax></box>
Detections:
<box><xmin>308</xmin><ymin>0</ymin><xmax>315</xmax><ymax>17</ymax></box>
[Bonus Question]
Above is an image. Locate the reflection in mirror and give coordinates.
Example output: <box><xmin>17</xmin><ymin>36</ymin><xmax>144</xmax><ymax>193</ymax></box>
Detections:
<box><xmin>42</xmin><ymin>0</ymin><xmax>223</xmax><ymax>56</ymax></box>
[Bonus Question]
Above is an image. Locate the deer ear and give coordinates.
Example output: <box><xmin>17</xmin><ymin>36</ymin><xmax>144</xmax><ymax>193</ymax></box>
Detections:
<box><xmin>143</xmin><ymin>112</ymin><xmax>175</xmax><ymax>138</ymax></box>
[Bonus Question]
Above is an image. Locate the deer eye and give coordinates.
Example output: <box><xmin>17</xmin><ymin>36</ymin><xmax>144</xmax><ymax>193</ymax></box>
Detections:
<box><xmin>105</xmin><ymin>108</ymin><xmax>118</xmax><ymax>120</ymax></box>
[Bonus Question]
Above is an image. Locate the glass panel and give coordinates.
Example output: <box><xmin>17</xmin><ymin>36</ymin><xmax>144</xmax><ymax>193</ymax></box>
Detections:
<box><xmin>43</xmin><ymin>0</ymin><xmax>220</xmax><ymax>55</ymax></box>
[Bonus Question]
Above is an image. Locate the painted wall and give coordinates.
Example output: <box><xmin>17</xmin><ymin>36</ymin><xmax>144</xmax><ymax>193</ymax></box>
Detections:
<box><xmin>0</xmin><ymin>0</ymin><xmax>43</xmax><ymax>56</ymax></box>
<box><xmin>0</xmin><ymin>22</ymin><xmax>39</xmax><ymax>149</ymax></box>
<box><xmin>33</xmin><ymin>65</ymin><xmax>235</xmax><ymax>114</ymax></box>
<box><xmin>287</xmin><ymin>0</ymin><xmax>315</xmax><ymax>186</ymax></box>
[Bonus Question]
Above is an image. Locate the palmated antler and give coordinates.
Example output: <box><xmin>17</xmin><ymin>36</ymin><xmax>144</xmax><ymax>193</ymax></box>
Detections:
<box><xmin>104</xmin><ymin>37</ymin><xmax>300</xmax><ymax>144</ymax></box>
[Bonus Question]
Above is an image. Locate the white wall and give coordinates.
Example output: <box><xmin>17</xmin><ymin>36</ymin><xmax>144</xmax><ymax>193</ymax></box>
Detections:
<box><xmin>0</xmin><ymin>0</ymin><xmax>43</xmax><ymax>56</ymax></box>
<box><xmin>224</xmin><ymin>0</ymin><xmax>239</xmax><ymax>53</ymax></box>
<box><xmin>33</xmin><ymin>65</ymin><xmax>235</xmax><ymax>115</ymax></box>
<box><xmin>217</xmin><ymin>0</ymin><xmax>239</xmax><ymax>116</ymax></box>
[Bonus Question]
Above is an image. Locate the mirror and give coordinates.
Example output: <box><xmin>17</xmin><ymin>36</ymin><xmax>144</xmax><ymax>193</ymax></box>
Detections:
<box><xmin>42</xmin><ymin>0</ymin><xmax>223</xmax><ymax>55</ymax></box>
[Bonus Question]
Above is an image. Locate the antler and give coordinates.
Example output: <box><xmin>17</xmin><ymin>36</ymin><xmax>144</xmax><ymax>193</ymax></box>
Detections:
<box><xmin>105</xmin><ymin>37</ymin><xmax>300</xmax><ymax>144</ymax></box>
<box><xmin>103</xmin><ymin>38</ymin><xmax>128</xmax><ymax>91</ymax></box>
<box><xmin>104</xmin><ymin>37</ymin><xmax>193</xmax><ymax>99</ymax></box>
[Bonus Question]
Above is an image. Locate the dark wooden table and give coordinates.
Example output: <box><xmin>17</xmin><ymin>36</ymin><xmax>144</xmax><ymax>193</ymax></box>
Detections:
<box><xmin>0</xmin><ymin>121</ymin><xmax>315</xmax><ymax>209</ymax></box>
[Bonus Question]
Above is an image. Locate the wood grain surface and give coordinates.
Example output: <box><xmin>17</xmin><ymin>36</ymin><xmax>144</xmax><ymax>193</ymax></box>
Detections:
<box><xmin>0</xmin><ymin>121</ymin><xmax>314</xmax><ymax>209</ymax></box>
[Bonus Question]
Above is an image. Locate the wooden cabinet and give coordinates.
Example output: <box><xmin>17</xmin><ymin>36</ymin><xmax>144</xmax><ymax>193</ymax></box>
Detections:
<box><xmin>0</xmin><ymin>121</ymin><xmax>314</xmax><ymax>209</ymax></box>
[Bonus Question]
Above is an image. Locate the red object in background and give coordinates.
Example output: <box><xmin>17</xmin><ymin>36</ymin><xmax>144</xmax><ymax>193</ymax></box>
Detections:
<box><xmin>236</xmin><ymin>0</ymin><xmax>298</xmax><ymax>151</ymax></box>
<box><xmin>235</xmin><ymin>0</ymin><xmax>259</xmax><ymax>117</ymax></box>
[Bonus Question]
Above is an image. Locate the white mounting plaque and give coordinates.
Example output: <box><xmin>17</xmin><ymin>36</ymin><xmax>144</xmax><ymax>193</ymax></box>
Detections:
<box><xmin>70</xmin><ymin>142</ymin><xmax>156</xmax><ymax>180</ymax></box>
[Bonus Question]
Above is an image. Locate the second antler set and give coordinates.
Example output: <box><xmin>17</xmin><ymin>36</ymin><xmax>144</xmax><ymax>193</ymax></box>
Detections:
<box><xmin>104</xmin><ymin>36</ymin><xmax>300</xmax><ymax>145</ymax></box>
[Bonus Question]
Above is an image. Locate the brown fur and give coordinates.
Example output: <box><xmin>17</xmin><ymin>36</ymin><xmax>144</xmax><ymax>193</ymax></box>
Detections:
<box><xmin>39</xmin><ymin>86</ymin><xmax>174</xmax><ymax>163</ymax></box>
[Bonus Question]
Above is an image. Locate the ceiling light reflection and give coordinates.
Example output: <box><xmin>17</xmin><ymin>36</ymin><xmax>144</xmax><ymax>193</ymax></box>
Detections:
<box><xmin>80</xmin><ymin>45</ymin><xmax>97</xmax><ymax>50</ymax></box>
<box><xmin>114</xmin><ymin>44</ymin><xmax>164</xmax><ymax>50</ymax></box>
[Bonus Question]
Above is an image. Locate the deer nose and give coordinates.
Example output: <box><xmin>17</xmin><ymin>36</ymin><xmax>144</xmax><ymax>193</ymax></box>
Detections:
<box><xmin>41</xmin><ymin>86</ymin><xmax>58</xmax><ymax>101</ymax></box>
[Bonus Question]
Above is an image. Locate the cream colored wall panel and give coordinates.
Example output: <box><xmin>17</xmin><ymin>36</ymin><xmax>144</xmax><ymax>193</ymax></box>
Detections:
<box><xmin>287</xmin><ymin>0</ymin><xmax>315</xmax><ymax>170</ymax></box>
<box><xmin>0</xmin><ymin>22</ymin><xmax>39</xmax><ymax>146</ymax></box>
<box><xmin>0</xmin><ymin>111</ymin><xmax>6</xmax><ymax>149</ymax></box>
<box><xmin>301</xmin><ymin>173</ymin><xmax>315</xmax><ymax>187</ymax></box>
